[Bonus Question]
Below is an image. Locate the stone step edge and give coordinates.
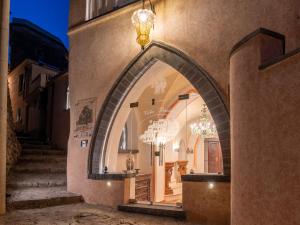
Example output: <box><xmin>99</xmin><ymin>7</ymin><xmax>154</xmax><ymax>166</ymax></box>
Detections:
<box><xmin>118</xmin><ymin>204</ymin><xmax>186</xmax><ymax>220</ymax></box>
<box><xmin>11</xmin><ymin>168</ymin><xmax>66</xmax><ymax>174</ymax></box>
<box><xmin>18</xmin><ymin>155</ymin><xmax>67</xmax><ymax>163</ymax></box>
<box><xmin>7</xmin><ymin>195</ymin><xmax>83</xmax><ymax>210</ymax></box>
<box><xmin>7</xmin><ymin>180</ymin><xmax>67</xmax><ymax>188</ymax></box>
<box><xmin>22</xmin><ymin>146</ymin><xmax>52</xmax><ymax>150</ymax></box>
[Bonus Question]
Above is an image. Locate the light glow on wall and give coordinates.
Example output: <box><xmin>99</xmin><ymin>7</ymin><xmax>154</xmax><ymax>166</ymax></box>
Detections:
<box><xmin>208</xmin><ymin>182</ymin><xmax>215</xmax><ymax>189</ymax></box>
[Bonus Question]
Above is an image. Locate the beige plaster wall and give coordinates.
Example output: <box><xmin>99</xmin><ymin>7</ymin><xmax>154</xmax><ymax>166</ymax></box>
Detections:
<box><xmin>8</xmin><ymin>61</ymin><xmax>28</xmax><ymax>130</ymax></box>
<box><xmin>183</xmin><ymin>181</ymin><xmax>230</xmax><ymax>225</ymax></box>
<box><xmin>69</xmin><ymin>0</ymin><xmax>300</xmax><ymax>97</ymax></box>
<box><xmin>67</xmin><ymin>146</ymin><xmax>126</xmax><ymax>207</ymax></box>
<box><xmin>230</xmin><ymin>34</ymin><xmax>300</xmax><ymax>225</ymax></box>
<box><xmin>50</xmin><ymin>74</ymin><xmax>70</xmax><ymax>150</ymax></box>
<box><xmin>67</xmin><ymin>0</ymin><xmax>299</xmax><ymax>208</ymax></box>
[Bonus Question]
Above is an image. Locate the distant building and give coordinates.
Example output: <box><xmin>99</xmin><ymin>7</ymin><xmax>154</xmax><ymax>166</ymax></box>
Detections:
<box><xmin>10</xmin><ymin>18</ymin><xmax>68</xmax><ymax>71</ymax></box>
<box><xmin>8</xmin><ymin>18</ymin><xmax>69</xmax><ymax>150</ymax></box>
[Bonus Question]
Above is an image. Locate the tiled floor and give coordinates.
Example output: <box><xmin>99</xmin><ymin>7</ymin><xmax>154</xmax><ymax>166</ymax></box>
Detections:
<box><xmin>0</xmin><ymin>203</ymin><xmax>193</xmax><ymax>225</ymax></box>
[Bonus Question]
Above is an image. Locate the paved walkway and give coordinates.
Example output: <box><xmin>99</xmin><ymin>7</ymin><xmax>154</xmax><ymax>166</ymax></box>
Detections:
<box><xmin>0</xmin><ymin>203</ymin><xmax>193</xmax><ymax>225</ymax></box>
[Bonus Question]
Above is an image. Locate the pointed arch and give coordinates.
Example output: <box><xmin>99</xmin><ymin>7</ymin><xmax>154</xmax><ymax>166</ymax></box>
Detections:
<box><xmin>88</xmin><ymin>41</ymin><xmax>230</xmax><ymax>177</ymax></box>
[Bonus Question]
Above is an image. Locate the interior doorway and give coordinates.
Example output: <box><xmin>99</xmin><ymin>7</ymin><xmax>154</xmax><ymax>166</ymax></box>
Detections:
<box><xmin>205</xmin><ymin>138</ymin><xmax>223</xmax><ymax>174</ymax></box>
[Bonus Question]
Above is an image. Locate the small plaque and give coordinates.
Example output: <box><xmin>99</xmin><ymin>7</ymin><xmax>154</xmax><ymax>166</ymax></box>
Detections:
<box><xmin>80</xmin><ymin>140</ymin><xmax>89</xmax><ymax>148</ymax></box>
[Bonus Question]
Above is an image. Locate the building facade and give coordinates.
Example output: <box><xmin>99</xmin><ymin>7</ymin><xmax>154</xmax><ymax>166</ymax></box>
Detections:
<box><xmin>8</xmin><ymin>19</ymin><xmax>70</xmax><ymax>150</ymax></box>
<box><xmin>67</xmin><ymin>0</ymin><xmax>300</xmax><ymax>224</ymax></box>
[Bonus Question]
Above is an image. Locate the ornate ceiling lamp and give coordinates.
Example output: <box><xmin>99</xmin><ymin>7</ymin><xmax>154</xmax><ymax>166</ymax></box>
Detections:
<box><xmin>131</xmin><ymin>0</ymin><xmax>155</xmax><ymax>50</ymax></box>
<box><xmin>190</xmin><ymin>104</ymin><xmax>217</xmax><ymax>138</ymax></box>
<box><xmin>140</xmin><ymin>119</ymin><xmax>179</xmax><ymax>145</ymax></box>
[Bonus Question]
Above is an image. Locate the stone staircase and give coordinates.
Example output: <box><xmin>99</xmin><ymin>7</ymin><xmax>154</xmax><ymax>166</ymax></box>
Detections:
<box><xmin>6</xmin><ymin>140</ymin><xmax>83</xmax><ymax>210</ymax></box>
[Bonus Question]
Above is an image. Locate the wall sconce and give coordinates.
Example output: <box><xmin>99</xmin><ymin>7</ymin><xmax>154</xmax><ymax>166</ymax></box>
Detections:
<box><xmin>131</xmin><ymin>0</ymin><xmax>155</xmax><ymax>50</ymax></box>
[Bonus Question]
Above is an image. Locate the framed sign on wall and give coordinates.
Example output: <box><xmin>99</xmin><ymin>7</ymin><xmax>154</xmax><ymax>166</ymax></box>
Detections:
<box><xmin>73</xmin><ymin>97</ymin><xmax>97</xmax><ymax>140</ymax></box>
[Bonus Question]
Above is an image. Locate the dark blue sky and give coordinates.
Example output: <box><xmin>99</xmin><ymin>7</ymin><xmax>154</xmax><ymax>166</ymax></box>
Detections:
<box><xmin>10</xmin><ymin>0</ymin><xmax>70</xmax><ymax>48</ymax></box>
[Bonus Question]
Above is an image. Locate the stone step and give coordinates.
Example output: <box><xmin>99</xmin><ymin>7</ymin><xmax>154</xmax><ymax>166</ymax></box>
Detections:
<box><xmin>22</xmin><ymin>143</ymin><xmax>52</xmax><ymax>150</ymax></box>
<box><xmin>118</xmin><ymin>203</ymin><xmax>186</xmax><ymax>220</ymax></box>
<box><xmin>18</xmin><ymin>139</ymin><xmax>47</xmax><ymax>145</ymax></box>
<box><xmin>7</xmin><ymin>186</ymin><xmax>83</xmax><ymax>210</ymax></box>
<box><xmin>7</xmin><ymin>173</ymin><xmax>67</xmax><ymax>188</ymax></box>
<box><xmin>12</xmin><ymin>162</ymin><xmax>66</xmax><ymax>174</ymax></box>
<box><xmin>22</xmin><ymin>149</ymin><xmax>66</xmax><ymax>156</ymax></box>
<box><xmin>19</xmin><ymin>154</ymin><xmax>66</xmax><ymax>163</ymax></box>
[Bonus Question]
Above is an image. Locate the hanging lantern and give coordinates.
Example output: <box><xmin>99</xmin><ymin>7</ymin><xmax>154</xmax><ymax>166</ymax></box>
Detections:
<box><xmin>131</xmin><ymin>0</ymin><xmax>155</xmax><ymax>49</ymax></box>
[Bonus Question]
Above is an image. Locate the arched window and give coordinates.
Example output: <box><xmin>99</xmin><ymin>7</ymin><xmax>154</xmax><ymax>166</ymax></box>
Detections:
<box><xmin>118</xmin><ymin>124</ymin><xmax>128</xmax><ymax>150</ymax></box>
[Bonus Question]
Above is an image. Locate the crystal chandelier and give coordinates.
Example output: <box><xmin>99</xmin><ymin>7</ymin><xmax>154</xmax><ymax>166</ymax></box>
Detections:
<box><xmin>131</xmin><ymin>0</ymin><xmax>155</xmax><ymax>49</ymax></box>
<box><xmin>140</xmin><ymin>119</ymin><xmax>179</xmax><ymax>145</ymax></box>
<box><xmin>190</xmin><ymin>104</ymin><xmax>217</xmax><ymax>137</ymax></box>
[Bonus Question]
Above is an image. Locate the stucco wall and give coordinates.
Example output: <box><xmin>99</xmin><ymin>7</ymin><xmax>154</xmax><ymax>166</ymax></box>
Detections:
<box><xmin>67</xmin><ymin>0</ymin><xmax>300</xmax><ymax>208</ymax></box>
<box><xmin>50</xmin><ymin>74</ymin><xmax>70</xmax><ymax>150</ymax></box>
<box><xmin>8</xmin><ymin>61</ymin><xmax>28</xmax><ymax>131</ymax></box>
<box><xmin>183</xmin><ymin>181</ymin><xmax>230</xmax><ymax>225</ymax></box>
<box><xmin>69</xmin><ymin>0</ymin><xmax>300</xmax><ymax>97</ymax></box>
<box><xmin>67</xmin><ymin>145</ymin><xmax>126</xmax><ymax>207</ymax></box>
<box><xmin>230</xmin><ymin>32</ymin><xmax>300</xmax><ymax>225</ymax></box>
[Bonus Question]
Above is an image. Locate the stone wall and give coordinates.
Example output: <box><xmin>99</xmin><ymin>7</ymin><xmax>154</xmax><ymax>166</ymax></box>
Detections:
<box><xmin>6</xmin><ymin>87</ymin><xmax>21</xmax><ymax>174</ymax></box>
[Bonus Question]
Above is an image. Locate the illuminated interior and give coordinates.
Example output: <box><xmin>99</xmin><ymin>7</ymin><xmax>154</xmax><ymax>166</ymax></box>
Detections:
<box><xmin>105</xmin><ymin>61</ymin><xmax>222</xmax><ymax>205</ymax></box>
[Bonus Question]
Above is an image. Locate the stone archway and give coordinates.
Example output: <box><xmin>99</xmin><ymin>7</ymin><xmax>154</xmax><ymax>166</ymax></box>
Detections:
<box><xmin>88</xmin><ymin>41</ymin><xmax>230</xmax><ymax>177</ymax></box>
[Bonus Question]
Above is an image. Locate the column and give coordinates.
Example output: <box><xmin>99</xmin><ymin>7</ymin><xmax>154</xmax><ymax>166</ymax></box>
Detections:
<box><xmin>0</xmin><ymin>0</ymin><xmax>10</xmax><ymax>215</ymax></box>
<box><xmin>230</xmin><ymin>29</ymin><xmax>288</xmax><ymax>225</ymax></box>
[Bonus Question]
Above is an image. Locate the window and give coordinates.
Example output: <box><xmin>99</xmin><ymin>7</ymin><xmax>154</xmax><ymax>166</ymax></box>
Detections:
<box><xmin>119</xmin><ymin>124</ymin><xmax>128</xmax><ymax>150</ymax></box>
<box><xmin>18</xmin><ymin>73</ymin><xmax>24</xmax><ymax>94</ymax></box>
<box><xmin>86</xmin><ymin>0</ymin><xmax>138</xmax><ymax>20</ymax></box>
<box><xmin>66</xmin><ymin>86</ymin><xmax>70</xmax><ymax>110</ymax></box>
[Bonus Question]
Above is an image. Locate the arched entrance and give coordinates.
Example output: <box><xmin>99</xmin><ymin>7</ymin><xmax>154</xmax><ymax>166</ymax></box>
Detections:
<box><xmin>88</xmin><ymin>41</ymin><xmax>230</xmax><ymax>178</ymax></box>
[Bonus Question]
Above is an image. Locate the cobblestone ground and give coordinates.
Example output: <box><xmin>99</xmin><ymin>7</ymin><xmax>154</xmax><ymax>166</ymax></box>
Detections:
<box><xmin>0</xmin><ymin>203</ymin><xmax>193</xmax><ymax>225</ymax></box>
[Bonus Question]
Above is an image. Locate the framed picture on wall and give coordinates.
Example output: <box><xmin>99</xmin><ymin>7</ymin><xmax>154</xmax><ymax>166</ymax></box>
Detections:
<box><xmin>73</xmin><ymin>97</ymin><xmax>97</xmax><ymax>139</ymax></box>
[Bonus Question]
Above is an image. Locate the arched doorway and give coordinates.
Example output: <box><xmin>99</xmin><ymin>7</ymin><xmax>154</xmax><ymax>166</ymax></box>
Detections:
<box><xmin>88</xmin><ymin>41</ymin><xmax>230</xmax><ymax>178</ymax></box>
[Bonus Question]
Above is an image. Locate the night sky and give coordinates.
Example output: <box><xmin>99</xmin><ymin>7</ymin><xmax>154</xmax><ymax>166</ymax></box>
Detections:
<box><xmin>10</xmin><ymin>0</ymin><xmax>70</xmax><ymax>48</ymax></box>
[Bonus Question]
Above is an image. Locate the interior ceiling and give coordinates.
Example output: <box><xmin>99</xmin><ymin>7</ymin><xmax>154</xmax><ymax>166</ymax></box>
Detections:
<box><xmin>137</xmin><ymin>61</ymin><xmax>204</xmax><ymax>115</ymax></box>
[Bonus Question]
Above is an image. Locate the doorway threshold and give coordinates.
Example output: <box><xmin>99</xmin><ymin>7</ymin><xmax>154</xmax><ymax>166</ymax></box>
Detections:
<box><xmin>118</xmin><ymin>203</ymin><xmax>186</xmax><ymax>219</ymax></box>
